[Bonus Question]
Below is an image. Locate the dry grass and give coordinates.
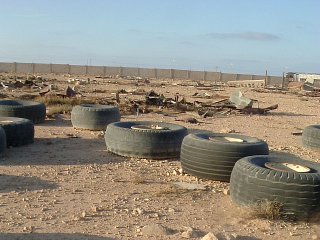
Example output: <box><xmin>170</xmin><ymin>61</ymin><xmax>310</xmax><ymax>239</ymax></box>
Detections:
<box><xmin>131</xmin><ymin>174</ymin><xmax>146</xmax><ymax>184</ymax></box>
<box><xmin>47</xmin><ymin>105</ymin><xmax>73</xmax><ymax>116</ymax></box>
<box><xmin>249</xmin><ymin>200</ymin><xmax>283</xmax><ymax>220</ymax></box>
<box><xmin>154</xmin><ymin>185</ymin><xmax>189</xmax><ymax>197</ymax></box>
<box><xmin>35</xmin><ymin>96</ymin><xmax>95</xmax><ymax>106</ymax></box>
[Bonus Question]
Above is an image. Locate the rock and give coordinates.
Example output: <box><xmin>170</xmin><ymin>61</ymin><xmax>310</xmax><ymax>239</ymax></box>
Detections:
<box><xmin>223</xmin><ymin>188</ymin><xmax>230</xmax><ymax>195</ymax></box>
<box><xmin>133</xmin><ymin>208</ymin><xmax>144</xmax><ymax>215</ymax></box>
<box><xmin>168</xmin><ymin>208</ymin><xmax>175</xmax><ymax>213</ymax></box>
<box><xmin>223</xmin><ymin>233</ymin><xmax>238</xmax><ymax>240</ymax></box>
<box><xmin>141</xmin><ymin>224</ymin><xmax>172</xmax><ymax>236</ymax></box>
<box><xmin>311</xmin><ymin>234</ymin><xmax>318</xmax><ymax>240</ymax></box>
<box><xmin>181</xmin><ymin>227</ymin><xmax>200</xmax><ymax>238</ymax></box>
<box><xmin>220</xmin><ymin>128</ymin><xmax>237</xmax><ymax>134</ymax></box>
<box><xmin>81</xmin><ymin>211</ymin><xmax>87</xmax><ymax>218</ymax></box>
<box><xmin>201</xmin><ymin>232</ymin><xmax>219</xmax><ymax>240</ymax></box>
<box><xmin>173</xmin><ymin>182</ymin><xmax>207</xmax><ymax>190</ymax></box>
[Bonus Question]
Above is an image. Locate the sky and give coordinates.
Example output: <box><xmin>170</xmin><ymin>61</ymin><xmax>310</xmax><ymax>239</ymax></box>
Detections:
<box><xmin>0</xmin><ymin>0</ymin><xmax>319</xmax><ymax>76</ymax></box>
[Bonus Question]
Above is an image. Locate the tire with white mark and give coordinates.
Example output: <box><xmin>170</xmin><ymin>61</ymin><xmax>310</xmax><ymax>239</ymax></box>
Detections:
<box><xmin>105</xmin><ymin>121</ymin><xmax>188</xmax><ymax>159</ymax></box>
<box><xmin>230</xmin><ymin>155</ymin><xmax>320</xmax><ymax>217</ymax></box>
<box><xmin>180</xmin><ymin>133</ymin><xmax>269</xmax><ymax>181</ymax></box>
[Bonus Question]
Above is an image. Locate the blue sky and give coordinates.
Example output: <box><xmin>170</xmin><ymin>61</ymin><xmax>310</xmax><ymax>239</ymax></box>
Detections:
<box><xmin>0</xmin><ymin>0</ymin><xmax>319</xmax><ymax>75</ymax></box>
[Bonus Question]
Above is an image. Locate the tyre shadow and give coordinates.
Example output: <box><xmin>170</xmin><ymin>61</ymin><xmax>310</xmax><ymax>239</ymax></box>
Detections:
<box><xmin>37</xmin><ymin>116</ymin><xmax>72</xmax><ymax>128</ymax></box>
<box><xmin>0</xmin><ymin>174</ymin><xmax>57</xmax><ymax>193</ymax></box>
<box><xmin>0</xmin><ymin>136</ymin><xmax>127</xmax><ymax>166</ymax></box>
<box><xmin>0</xmin><ymin>233</ymin><xmax>114</xmax><ymax>240</ymax></box>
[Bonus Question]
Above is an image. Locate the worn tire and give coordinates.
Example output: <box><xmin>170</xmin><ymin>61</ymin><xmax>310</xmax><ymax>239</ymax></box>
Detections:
<box><xmin>0</xmin><ymin>127</ymin><xmax>6</xmax><ymax>153</ymax></box>
<box><xmin>0</xmin><ymin>117</ymin><xmax>34</xmax><ymax>147</ymax></box>
<box><xmin>0</xmin><ymin>100</ymin><xmax>46</xmax><ymax>123</ymax></box>
<box><xmin>302</xmin><ymin>125</ymin><xmax>320</xmax><ymax>150</ymax></box>
<box><xmin>105</xmin><ymin>121</ymin><xmax>188</xmax><ymax>159</ymax></box>
<box><xmin>71</xmin><ymin>104</ymin><xmax>121</xmax><ymax>131</ymax></box>
<box><xmin>180</xmin><ymin>133</ymin><xmax>269</xmax><ymax>181</ymax></box>
<box><xmin>230</xmin><ymin>155</ymin><xmax>320</xmax><ymax>217</ymax></box>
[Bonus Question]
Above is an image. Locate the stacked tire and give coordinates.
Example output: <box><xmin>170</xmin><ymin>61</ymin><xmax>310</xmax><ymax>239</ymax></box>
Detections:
<box><xmin>0</xmin><ymin>100</ymin><xmax>41</xmax><ymax>148</ymax></box>
<box><xmin>0</xmin><ymin>117</ymin><xmax>34</xmax><ymax>147</ymax></box>
<box><xmin>71</xmin><ymin>104</ymin><xmax>120</xmax><ymax>131</ymax></box>
<box><xmin>0</xmin><ymin>127</ymin><xmax>6</xmax><ymax>154</ymax></box>
<box><xmin>0</xmin><ymin>100</ymin><xmax>46</xmax><ymax>123</ymax></box>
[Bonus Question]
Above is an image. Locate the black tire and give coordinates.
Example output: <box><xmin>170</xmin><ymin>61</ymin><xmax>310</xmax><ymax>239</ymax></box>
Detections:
<box><xmin>302</xmin><ymin>125</ymin><xmax>320</xmax><ymax>150</ymax></box>
<box><xmin>230</xmin><ymin>155</ymin><xmax>320</xmax><ymax>217</ymax></box>
<box><xmin>180</xmin><ymin>133</ymin><xmax>269</xmax><ymax>181</ymax></box>
<box><xmin>105</xmin><ymin>121</ymin><xmax>188</xmax><ymax>159</ymax></box>
<box><xmin>71</xmin><ymin>104</ymin><xmax>121</xmax><ymax>131</ymax></box>
<box><xmin>0</xmin><ymin>117</ymin><xmax>34</xmax><ymax>147</ymax></box>
<box><xmin>0</xmin><ymin>127</ymin><xmax>6</xmax><ymax>153</ymax></box>
<box><xmin>0</xmin><ymin>100</ymin><xmax>46</xmax><ymax>124</ymax></box>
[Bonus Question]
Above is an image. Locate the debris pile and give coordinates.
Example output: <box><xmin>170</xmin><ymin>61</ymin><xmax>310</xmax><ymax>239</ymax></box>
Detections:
<box><xmin>117</xmin><ymin>89</ymin><xmax>279</xmax><ymax>117</ymax></box>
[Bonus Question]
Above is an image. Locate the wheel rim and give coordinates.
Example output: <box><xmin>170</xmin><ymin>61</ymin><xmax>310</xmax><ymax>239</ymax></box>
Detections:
<box><xmin>209</xmin><ymin>136</ymin><xmax>245</xmax><ymax>143</ymax></box>
<box><xmin>265</xmin><ymin>162</ymin><xmax>311</xmax><ymax>173</ymax></box>
<box><xmin>0</xmin><ymin>120</ymin><xmax>14</xmax><ymax>123</ymax></box>
<box><xmin>131</xmin><ymin>125</ymin><xmax>169</xmax><ymax>130</ymax></box>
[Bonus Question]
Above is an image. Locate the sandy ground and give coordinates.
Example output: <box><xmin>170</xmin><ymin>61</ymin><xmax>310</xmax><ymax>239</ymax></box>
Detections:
<box><xmin>0</xmin><ymin>74</ymin><xmax>320</xmax><ymax>240</ymax></box>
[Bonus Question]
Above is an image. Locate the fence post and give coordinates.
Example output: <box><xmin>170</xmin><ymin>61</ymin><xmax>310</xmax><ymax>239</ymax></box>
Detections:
<box><xmin>50</xmin><ymin>63</ymin><xmax>53</xmax><ymax>73</ymax></box>
<box><xmin>67</xmin><ymin>64</ymin><xmax>71</xmax><ymax>74</ymax></box>
<box><xmin>85</xmin><ymin>65</ymin><xmax>88</xmax><ymax>75</ymax></box>
<box><xmin>203</xmin><ymin>71</ymin><xmax>207</xmax><ymax>81</ymax></box>
<box><xmin>13</xmin><ymin>62</ymin><xmax>17</xmax><ymax>73</ymax></box>
<box><xmin>170</xmin><ymin>69</ymin><xmax>174</xmax><ymax>79</ymax></box>
<box><xmin>32</xmin><ymin>63</ymin><xmax>35</xmax><ymax>74</ymax></box>
<box><xmin>119</xmin><ymin>66</ymin><xmax>123</xmax><ymax>76</ymax></box>
<box><xmin>154</xmin><ymin>68</ymin><xmax>158</xmax><ymax>78</ymax></box>
<box><xmin>103</xmin><ymin>66</ymin><xmax>106</xmax><ymax>76</ymax></box>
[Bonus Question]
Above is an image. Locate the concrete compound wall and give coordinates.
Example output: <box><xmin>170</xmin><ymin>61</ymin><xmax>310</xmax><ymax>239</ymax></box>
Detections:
<box><xmin>0</xmin><ymin>62</ymin><xmax>283</xmax><ymax>86</ymax></box>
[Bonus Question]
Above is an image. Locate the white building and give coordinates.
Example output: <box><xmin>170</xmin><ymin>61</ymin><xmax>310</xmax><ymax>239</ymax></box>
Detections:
<box><xmin>286</xmin><ymin>72</ymin><xmax>320</xmax><ymax>87</ymax></box>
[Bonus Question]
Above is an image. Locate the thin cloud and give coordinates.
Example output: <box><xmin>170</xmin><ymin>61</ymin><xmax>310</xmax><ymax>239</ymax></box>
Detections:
<box><xmin>13</xmin><ymin>13</ymin><xmax>48</xmax><ymax>18</ymax></box>
<box><xmin>205</xmin><ymin>32</ymin><xmax>280</xmax><ymax>41</ymax></box>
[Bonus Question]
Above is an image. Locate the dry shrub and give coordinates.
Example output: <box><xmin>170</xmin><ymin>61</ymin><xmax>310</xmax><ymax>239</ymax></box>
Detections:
<box><xmin>36</xmin><ymin>96</ymin><xmax>97</xmax><ymax>115</ymax></box>
<box><xmin>35</xmin><ymin>96</ymin><xmax>92</xmax><ymax>106</ymax></box>
<box><xmin>47</xmin><ymin>105</ymin><xmax>73</xmax><ymax>116</ymax></box>
<box><xmin>19</xmin><ymin>94</ymin><xmax>38</xmax><ymax>100</ymax></box>
<box><xmin>249</xmin><ymin>200</ymin><xmax>283</xmax><ymax>220</ymax></box>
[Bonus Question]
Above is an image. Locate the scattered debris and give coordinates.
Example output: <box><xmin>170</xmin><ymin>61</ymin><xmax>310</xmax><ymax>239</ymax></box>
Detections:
<box><xmin>229</xmin><ymin>89</ymin><xmax>253</xmax><ymax>109</ymax></box>
<box><xmin>228</xmin><ymin>79</ymin><xmax>265</xmax><ymax>88</ymax></box>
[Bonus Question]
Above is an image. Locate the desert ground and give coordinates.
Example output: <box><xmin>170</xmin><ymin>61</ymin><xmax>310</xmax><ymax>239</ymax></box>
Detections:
<box><xmin>0</xmin><ymin>73</ymin><xmax>319</xmax><ymax>240</ymax></box>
